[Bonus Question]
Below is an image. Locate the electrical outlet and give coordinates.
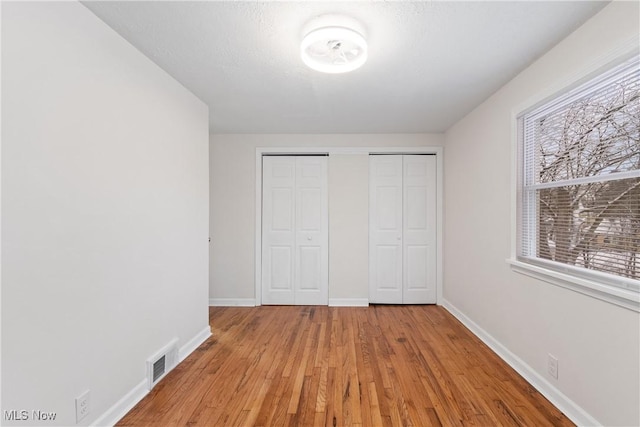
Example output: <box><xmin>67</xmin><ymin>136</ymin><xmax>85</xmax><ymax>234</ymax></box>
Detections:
<box><xmin>75</xmin><ymin>390</ymin><xmax>90</xmax><ymax>423</ymax></box>
<box><xmin>548</xmin><ymin>354</ymin><xmax>558</xmax><ymax>379</ymax></box>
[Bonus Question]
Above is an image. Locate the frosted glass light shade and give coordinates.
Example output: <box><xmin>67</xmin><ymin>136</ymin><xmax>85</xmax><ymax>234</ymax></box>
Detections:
<box><xmin>301</xmin><ymin>26</ymin><xmax>368</xmax><ymax>74</ymax></box>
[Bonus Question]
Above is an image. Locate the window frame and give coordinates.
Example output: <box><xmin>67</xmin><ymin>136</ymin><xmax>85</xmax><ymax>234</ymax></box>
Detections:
<box><xmin>509</xmin><ymin>47</ymin><xmax>640</xmax><ymax>312</ymax></box>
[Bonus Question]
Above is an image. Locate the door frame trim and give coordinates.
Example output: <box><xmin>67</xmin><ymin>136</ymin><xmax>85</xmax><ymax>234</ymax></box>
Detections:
<box><xmin>255</xmin><ymin>146</ymin><xmax>444</xmax><ymax>306</ymax></box>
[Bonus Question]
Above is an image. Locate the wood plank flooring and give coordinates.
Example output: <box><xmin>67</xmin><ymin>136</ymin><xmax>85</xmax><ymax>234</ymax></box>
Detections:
<box><xmin>117</xmin><ymin>305</ymin><xmax>574</xmax><ymax>426</ymax></box>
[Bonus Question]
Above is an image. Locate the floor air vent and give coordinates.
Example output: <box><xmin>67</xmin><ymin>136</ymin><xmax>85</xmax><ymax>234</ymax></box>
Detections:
<box><xmin>147</xmin><ymin>338</ymin><xmax>179</xmax><ymax>390</ymax></box>
<box><xmin>152</xmin><ymin>356</ymin><xmax>166</xmax><ymax>383</ymax></box>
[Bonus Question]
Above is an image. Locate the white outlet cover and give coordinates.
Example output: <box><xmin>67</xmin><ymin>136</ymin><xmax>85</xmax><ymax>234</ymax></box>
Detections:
<box><xmin>75</xmin><ymin>390</ymin><xmax>90</xmax><ymax>423</ymax></box>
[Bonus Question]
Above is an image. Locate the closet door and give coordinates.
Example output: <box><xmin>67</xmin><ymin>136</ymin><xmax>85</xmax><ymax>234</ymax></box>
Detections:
<box><xmin>294</xmin><ymin>157</ymin><xmax>328</xmax><ymax>305</ymax></box>
<box><xmin>369</xmin><ymin>155</ymin><xmax>404</xmax><ymax>304</ymax></box>
<box><xmin>262</xmin><ymin>156</ymin><xmax>296</xmax><ymax>304</ymax></box>
<box><xmin>369</xmin><ymin>154</ymin><xmax>437</xmax><ymax>304</ymax></box>
<box><xmin>262</xmin><ymin>156</ymin><xmax>328</xmax><ymax>305</ymax></box>
<box><xmin>403</xmin><ymin>155</ymin><xmax>437</xmax><ymax>304</ymax></box>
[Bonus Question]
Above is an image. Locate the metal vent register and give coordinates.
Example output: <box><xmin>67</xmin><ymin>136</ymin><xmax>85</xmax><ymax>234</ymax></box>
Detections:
<box><xmin>152</xmin><ymin>355</ymin><xmax>166</xmax><ymax>383</ymax></box>
<box><xmin>147</xmin><ymin>339</ymin><xmax>178</xmax><ymax>390</ymax></box>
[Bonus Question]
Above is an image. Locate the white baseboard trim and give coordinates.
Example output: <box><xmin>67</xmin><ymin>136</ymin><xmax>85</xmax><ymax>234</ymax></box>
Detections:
<box><xmin>441</xmin><ymin>299</ymin><xmax>600</xmax><ymax>427</ymax></box>
<box><xmin>93</xmin><ymin>325</ymin><xmax>212</xmax><ymax>427</ymax></box>
<box><xmin>179</xmin><ymin>325</ymin><xmax>212</xmax><ymax>363</ymax></box>
<box><xmin>209</xmin><ymin>298</ymin><xmax>256</xmax><ymax>306</ymax></box>
<box><xmin>92</xmin><ymin>379</ymin><xmax>148</xmax><ymax>427</ymax></box>
<box><xmin>328</xmin><ymin>298</ymin><xmax>369</xmax><ymax>307</ymax></box>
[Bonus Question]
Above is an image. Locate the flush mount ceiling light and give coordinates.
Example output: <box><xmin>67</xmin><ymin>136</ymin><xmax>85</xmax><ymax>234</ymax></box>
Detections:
<box><xmin>301</xmin><ymin>15</ymin><xmax>368</xmax><ymax>74</ymax></box>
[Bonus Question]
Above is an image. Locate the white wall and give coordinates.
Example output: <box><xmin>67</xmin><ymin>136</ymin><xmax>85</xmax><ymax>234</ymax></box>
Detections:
<box><xmin>443</xmin><ymin>2</ymin><xmax>639</xmax><ymax>426</ymax></box>
<box><xmin>209</xmin><ymin>134</ymin><xmax>443</xmax><ymax>304</ymax></box>
<box><xmin>1</xmin><ymin>3</ymin><xmax>209</xmax><ymax>426</ymax></box>
<box><xmin>328</xmin><ymin>154</ymin><xmax>369</xmax><ymax>304</ymax></box>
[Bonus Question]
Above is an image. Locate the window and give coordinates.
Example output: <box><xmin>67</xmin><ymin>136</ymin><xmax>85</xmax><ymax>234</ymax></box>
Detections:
<box><xmin>517</xmin><ymin>55</ymin><xmax>640</xmax><ymax>296</ymax></box>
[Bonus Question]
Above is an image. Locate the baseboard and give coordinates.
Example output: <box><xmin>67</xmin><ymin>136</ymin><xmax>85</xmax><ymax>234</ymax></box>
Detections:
<box><xmin>328</xmin><ymin>298</ymin><xmax>369</xmax><ymax>307</ymax></box>
<box><xmin>441</xmin><ymin>299</ymin><xmax>600</xmax><ymax>427</ymax></box>
<box><xmin>209</xmin><ymin>298</ymin><xmax>256</xmax><ymax>306</ymax></box>
<box><xmin>179</xmin><ymin>325</ymin><xmax>212</xmax><ymax>363</ymax></box>
<box><xmin>92</xmin><ymin>325</ymin><xmax>212</xmax><ymax>427</ymax></box>
<box><xmin>91</xmin><ymin>379</ymin><xmax>148</xmax><ymax>427</ymax></box>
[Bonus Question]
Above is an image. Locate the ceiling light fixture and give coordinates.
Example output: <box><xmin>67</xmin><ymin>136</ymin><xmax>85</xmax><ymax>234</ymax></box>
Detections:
<box><xmin>301</xmin><ymin>16</ymin><xmax>368</xmax><ymax>74</ymax></box>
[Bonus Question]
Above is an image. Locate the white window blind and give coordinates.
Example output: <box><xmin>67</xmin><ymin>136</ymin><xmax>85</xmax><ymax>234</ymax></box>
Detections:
<box><xmin>519</xmin><ymin>55</ymin><xmax>640</xmax><ymax>292</ymax></box>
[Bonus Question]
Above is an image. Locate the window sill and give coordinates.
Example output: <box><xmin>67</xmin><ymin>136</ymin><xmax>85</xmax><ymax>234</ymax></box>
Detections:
<box><xmin>507</xmin><ymin>259</ymin><xmax>640</xmax><ymax>312</ymax></box>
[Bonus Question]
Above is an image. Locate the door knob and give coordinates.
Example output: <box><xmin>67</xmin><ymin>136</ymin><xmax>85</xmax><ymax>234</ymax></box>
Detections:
<box><xmin>397</xmin><ymin>236</ymin><xmax>401</xmax><ymax>240</ymax></box>
<box><xmin>307</xmin><ymin>236</ymin><xmax>312</xmax><ymax>240</ymax></box>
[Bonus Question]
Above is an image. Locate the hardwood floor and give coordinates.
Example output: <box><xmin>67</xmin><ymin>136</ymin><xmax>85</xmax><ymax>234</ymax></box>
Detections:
<box><xmin>117</xmin><ymin>305</ymin><xmax>574</xmax><ymax>426</ymax></box>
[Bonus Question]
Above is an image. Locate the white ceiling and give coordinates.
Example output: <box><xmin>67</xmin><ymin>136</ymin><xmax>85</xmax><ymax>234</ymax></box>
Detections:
<box><xmin>83</xmin><ymin>1</ymin><xmax>608</xmax><ymax>134</ymax></box>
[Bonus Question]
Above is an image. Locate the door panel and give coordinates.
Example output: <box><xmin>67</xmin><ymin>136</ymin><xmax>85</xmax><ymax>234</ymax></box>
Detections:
<box><xmin>270</xmin><ymin>246</ymin><xmax>292</xmax><ymax>289</ymax></box>
<box><xmin>403</xmin><ymin>155</ymin><xmax>436</xmax><ymax>304</ymax></box>
<box><xmin>406</xmin><ymin>186</ymin><xmax>427</xmax><ymax>230</ymax></box>
<box><xmin>369</xmin><ymin>154</ymin><xmax>437</xmax><ymax>304</ymax></box>
<box><xmin>299</xmin><ymin>188</ymin><xmax>322</xmax><ymax>231</ymax></box>
<box><xmin>376</xmin><ymin>246</ymin><xmax>402</xmax><ymax>289</ymax></box>
<box><xmin>405</xmin><ymin>245</ymin><xmax>428</xmax><ymax>289</ymax></box>
<box><xmin>369</xmin><ymin>155</ymin><xmax>403</xmax><ymax>304</ymax></box>
<box><xmin>271</xmin><ymin>189</ymin><xmax>294</xmax><ymax>230</ymax></box>
<box><xmin>294</xmin><ymin>156</ymin><xmax>328</xmax><ymax>305</ymax></box>
<box><xmin>263</xmin><ymin>156</ymin><xmax>328</xmax><ymax>305</ymax></box>
<box><xmin>376</xmin><ymin>186</ymin><xmax>400</xmax><ymax>230</ymax></box>
<box><xmin>262</xmin><ymin>156</ymin><xmax>296</xmax><ymax>304</ymax></box>
<box><xmin>298</xmin><ymin>246</ymin><xmax>321</xmax><ymax>289</ymax></box>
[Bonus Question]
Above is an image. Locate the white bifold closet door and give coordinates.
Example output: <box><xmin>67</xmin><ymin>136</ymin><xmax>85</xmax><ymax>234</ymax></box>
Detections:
<box><xmin>262</xmin><ymin>156</ymin><xmax>328</xmax><ymax>305</ymax></box>
<box><xmin>369</xmin><ymin>155</ymin><xmax>436</xmax><ymax>304</ymax></box>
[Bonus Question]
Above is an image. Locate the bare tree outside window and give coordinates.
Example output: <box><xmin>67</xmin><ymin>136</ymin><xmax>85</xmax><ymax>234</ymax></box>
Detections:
<box><xmin>522</xmin><ymin>59</ymin><xmax>640</xmax><ymax>282</ymax></box>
